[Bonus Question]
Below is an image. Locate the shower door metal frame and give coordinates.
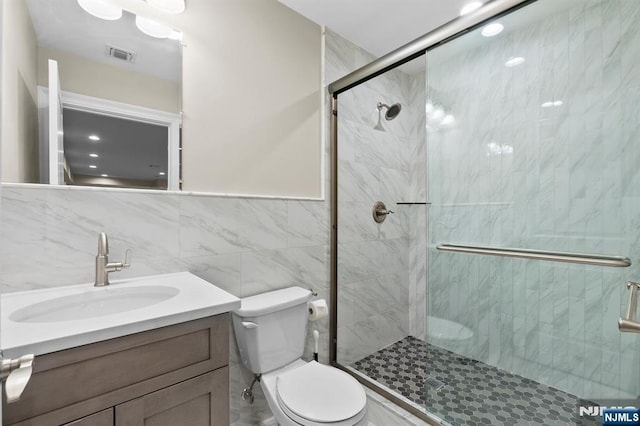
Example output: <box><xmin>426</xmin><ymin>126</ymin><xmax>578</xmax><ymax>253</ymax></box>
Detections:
<box><xmin>328</xmin><ymin>0</ymin><xmax>536</xmax><ymax>423</ymax></box>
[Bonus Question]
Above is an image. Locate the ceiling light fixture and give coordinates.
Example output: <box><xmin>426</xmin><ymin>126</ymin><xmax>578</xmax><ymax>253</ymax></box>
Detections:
<box><xmin>146</xmin><ymin>0</ymin><xmax>185</xmax><ymax>14</ymax></box>
<box><xmin>504</xmin><ymin>56</ymin><xmax>525</xmax><ymax>67</ymax></box>
<box><xmin>135</xmin><ymin>15</ymin><xmax>173</xmax><ymax>38</ymax></box>
<box><xmin>159</xmin><ymin>172</ymin><xmax>166</xmax><ymax>176</ymax></box>
<box><xmin>77</xmin><ymin>0</ymin><xmax>122</xmax><ymax>20</ymax></box>
<box><xmin>89</xmin><ymin>165</ymin><xmax>97</xmax><ymax>169</ymax></box>
<box><xmin>481</xmin><ymin>22</ymin><xmax>504</xmax><ymax>37</ymax></box>
<box><xmin>168</xmin><ymin>30</ymin><xmax>183</xmax><ymax>41</ymax></box>
<box><xmin>89</xmin><ymin>153</ymin><xmax>99</xmax><ymax>158</ymax></box>
<box><xmin>101</xmin><ymin>174</ymin><xmax>109</xmax><ymax>177</ymax></box>
<box><xmin>89</xmin><ymin>135</ymin><xmax>100</xmax><ymax>141</ymax></box>
<box><xmin>460</xmin><ymin>2</ymin><xmax>483</xmax><ymax>16</ymax></box>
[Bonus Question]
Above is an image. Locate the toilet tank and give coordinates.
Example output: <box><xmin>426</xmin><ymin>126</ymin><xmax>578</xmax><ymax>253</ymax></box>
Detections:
<box><xmin>232</xmin><ymin>287</ymin><xmax>312</xmax><ymax>374</ymax></box>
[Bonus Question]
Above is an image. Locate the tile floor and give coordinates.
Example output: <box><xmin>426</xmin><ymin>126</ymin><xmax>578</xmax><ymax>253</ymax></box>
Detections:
<box><xmin>352</xmin><ymin>337</ymin><xmax>600</xmax><ymax>425</ymax></box>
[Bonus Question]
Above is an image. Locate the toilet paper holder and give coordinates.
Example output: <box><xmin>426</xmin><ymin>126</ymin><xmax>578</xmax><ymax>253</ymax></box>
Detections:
<box><xmin>308</xmin><ymin>299</ymin><xmax>329</xmax><ymax>321</ymax></box>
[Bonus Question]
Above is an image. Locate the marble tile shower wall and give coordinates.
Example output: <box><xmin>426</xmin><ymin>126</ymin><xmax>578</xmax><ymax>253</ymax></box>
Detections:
<box><xmin>327</xmin><ymin>29</ymin><xmax>427</xmax><ymax>366</ymax></box>
<box><xmin>0</xmin><ymin>185</ymin><xmax>330</xmax><ymax>425</ymax></box>
<box><xmin>426</xmin><ymin>0</ymin><xmax>640</xmax><ymax>399</ymax></box>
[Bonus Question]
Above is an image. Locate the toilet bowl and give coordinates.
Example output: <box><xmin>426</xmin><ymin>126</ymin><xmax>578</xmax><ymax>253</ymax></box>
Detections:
<box><xmin>427</xmin><ymin>315</ymin><xmax>474</xmax><ymax>353</ymax></box>
<box><xmin>232</xmin><ymin>287</ymin><xmax>368</xmax><ymax>426</ymax></box>
<box><xmin>261</xmin><ymin>359</ymin><xmax>367</xmax><ymax>426</ymax></box>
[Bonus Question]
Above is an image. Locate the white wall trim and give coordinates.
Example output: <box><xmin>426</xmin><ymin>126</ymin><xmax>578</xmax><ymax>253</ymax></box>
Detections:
<box><xmin>320</xmin><ymin>25</ymin><xmax>327</xmax><ymax>201</ymax></box>
<box><xmin>1</xmin><ymin>182</ymin><xmax>325</xmax><ymax>201</ymax></box>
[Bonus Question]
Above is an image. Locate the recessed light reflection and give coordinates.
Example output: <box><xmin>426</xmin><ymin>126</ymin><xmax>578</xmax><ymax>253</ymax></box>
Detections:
<box><xmin>440</xmin><ymin>114</ymin><xmax>455</xmax><ymax>126</ymax></box>
<box><xmin>159</xmin><ymin>172</ymin><xmax>166</xmax><ymax>176</ymax></box>
<box><xmin>89</xmin><ymin>165</ymin><xmax>97</xmax><ymax>169</ymax></box>
<box><xmin>426</xmin><ymin>101</ymin><xmax>456</xmax><ymax>132</ymax></box>
<box><xmin>460</xmin><ymin>1</ymin><xmax>483</xmax><ymax>16</ymax></box>
<box><xmin>101</xmin><ymin>174</ymin><xmax>108</xmax><ymax>177</ymax></box>
<box><xmin>541</xmin><ymin>100</ymin><xmax>563</xmax><ymax>108</ymax></box>
<box><xmin>89</xmin><ymin>153</ymin><xmax>99</xmax><ymax>158</ymax></box>
<box><xmin>481</xmin><ymin>23</ymin><xmax>504</xmax><ymax>37</ymax></box>
<box><xmin>505</xmin><ymin>56</ymin><xmax>525</xmax><ymax>67</ymax></box>
<box><xmin>431</xmin><ymin>108</ymin><xmax>445</xmax><ymax>122</ymax></box>
<box><xmin>89</xmin><ymin>135</ymin><xmax>100</xmax><ymax>141</ymax></box>
<box><xmin>487</xmin><ymin>142</ymin><xmax>513</xmax><ymax>156</ymax></box>
<box><xmin>425</xmin><ymin>101</ymin><xmax>434</xmax><ymax>115</ymax></box>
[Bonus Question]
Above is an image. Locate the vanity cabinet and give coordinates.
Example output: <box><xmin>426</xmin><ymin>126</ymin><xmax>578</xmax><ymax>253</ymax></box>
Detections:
<box><xmin>62</xmin><ymin>409</ymin><xmax>113</xmax><ymax>426</ymax></box>
<box><xmin>115</xmin><ymin>370</ymin><xmax>226</xmax><ymax>426</ymax></box>
<box><xmin>3</xmin><ymin>314</ymin><xmax>230</xmax><ymax>426</ymax></box>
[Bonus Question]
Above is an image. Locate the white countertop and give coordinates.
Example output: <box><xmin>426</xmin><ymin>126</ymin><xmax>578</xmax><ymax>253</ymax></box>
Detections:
<box><xmin>1</xmin><ymin>272</ymin><xmax>240</xmax><ymax>358</ymax></box>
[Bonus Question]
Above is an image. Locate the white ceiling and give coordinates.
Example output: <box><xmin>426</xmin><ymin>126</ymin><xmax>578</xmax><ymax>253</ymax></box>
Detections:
<box><xmin>278</xmin><ymin>0</ymin><xmax>473</xmax><ymax>74</ymax></box>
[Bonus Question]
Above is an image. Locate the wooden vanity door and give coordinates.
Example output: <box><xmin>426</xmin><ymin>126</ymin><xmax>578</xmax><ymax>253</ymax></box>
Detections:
<box><xmin>63</xmin><ymin>409</ymin><xmax>113</xmax><ymax>426</ymax></box>
<box><xmin>115</xmin><ymin>369</ymin><xmax>228</xmax><ymax>426</ymax></box>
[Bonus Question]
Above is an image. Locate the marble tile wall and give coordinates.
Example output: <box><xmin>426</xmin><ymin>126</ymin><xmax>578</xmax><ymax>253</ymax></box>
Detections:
<box><xmin>426</xmin><ymin>0</ymin><xmax>640</xmax><ymax>400</ymax></box>
<box><xmin>0</xmin><ymin>184</ymin><xmax>330</xmax><ymax>425</ymax></box>
<box><xmin>327</xmin><ymin>29</ymin><xmax>427</xmax><ymax>365</ymax></box>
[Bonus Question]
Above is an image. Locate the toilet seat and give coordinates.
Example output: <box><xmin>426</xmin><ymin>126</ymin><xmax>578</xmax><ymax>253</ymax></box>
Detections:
<box><xmin>276</xmin><ymin>361</ymin><xmax>367</xmax><ymax>425</ymax></box>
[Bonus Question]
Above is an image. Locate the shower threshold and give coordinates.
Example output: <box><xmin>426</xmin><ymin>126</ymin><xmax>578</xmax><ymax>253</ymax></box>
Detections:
<box><xmin>351</xmin><ymin>337</ymin><xmax>600</xmax><ymax>426</ymax></box>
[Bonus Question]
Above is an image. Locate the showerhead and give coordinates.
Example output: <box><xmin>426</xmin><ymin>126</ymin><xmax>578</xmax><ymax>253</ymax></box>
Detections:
<box><xmin>384</xmin><ymin>103</ymin><xmax>402</xmax><ymax>120</ymax></box>
<box><xmin>378</xmin><ymin>102</ymin><xmax>402</xmax><ymax>120</ymax></box>
<box><xmin>374</xmin><ymin>101</ymin><xmax>402</xmax><ymax>131</ymax></box>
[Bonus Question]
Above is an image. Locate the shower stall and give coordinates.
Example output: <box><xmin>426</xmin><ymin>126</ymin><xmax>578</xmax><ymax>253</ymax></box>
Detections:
<box><xmin>328</xmin><ymin>0</ymin><xmax>640</xmax><ymax>424</ymax></box>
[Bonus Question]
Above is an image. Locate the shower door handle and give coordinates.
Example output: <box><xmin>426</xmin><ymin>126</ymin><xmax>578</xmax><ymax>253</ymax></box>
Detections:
<box><xmin>619</xmin><ymin>281</ymin><xmax>640</xmax><ymax>333</ymax></box>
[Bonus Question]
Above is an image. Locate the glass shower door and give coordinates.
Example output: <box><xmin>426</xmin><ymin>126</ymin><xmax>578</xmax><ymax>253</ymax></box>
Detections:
<box><xmin>425</xmin><ymin>0</ymin><xmax>640</xmax><ymax>424</ymax></box>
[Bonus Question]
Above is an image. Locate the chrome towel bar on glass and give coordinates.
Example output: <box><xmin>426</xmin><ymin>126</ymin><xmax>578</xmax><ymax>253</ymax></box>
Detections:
<box><xmin>436</xmin><ymin>244</ymin><xmax>631</xmax><ymax>268</ymax></box>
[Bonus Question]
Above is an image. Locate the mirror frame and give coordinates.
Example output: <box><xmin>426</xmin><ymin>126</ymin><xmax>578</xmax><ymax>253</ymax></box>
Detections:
<box><xmin>37</xmin><ymin>88</ymin><xmax>181</xmax><ymax>190</ymax></box>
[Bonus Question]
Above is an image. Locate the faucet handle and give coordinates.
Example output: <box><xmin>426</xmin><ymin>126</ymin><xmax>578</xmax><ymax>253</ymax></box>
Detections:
<box><xmin>123</xmin><ymin>249</ymin><xmax>132</xmax><ymax>269</ymax></box>
<box><xmin>107</xmin><ymin>249</ymin><xmax>132</xmax><ymax>272</ymax></box>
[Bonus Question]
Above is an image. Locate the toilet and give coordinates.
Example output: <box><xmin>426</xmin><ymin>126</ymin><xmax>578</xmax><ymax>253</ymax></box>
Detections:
<box><xmin>427</xmin><ymin>315</ymin><xmax>474</xmax><ymax>354</ymax></box>
<box><xmin>232</xmin><ymin>286</ymin><xmax>368</xmax><ymax>426</ymax></box>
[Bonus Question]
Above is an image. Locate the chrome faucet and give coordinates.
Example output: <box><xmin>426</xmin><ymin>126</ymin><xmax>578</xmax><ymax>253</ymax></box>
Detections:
<box><xmin>94</xmin><ymin>232</ymin><xmax>132</xmax><ymax>287</ymax></box>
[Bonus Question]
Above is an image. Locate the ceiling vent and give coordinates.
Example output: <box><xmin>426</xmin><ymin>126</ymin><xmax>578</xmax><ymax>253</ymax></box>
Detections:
<box><xmin>105</xmin><ymin>45</ymin><xmax>136</xmax><ymax>63</ymax></box>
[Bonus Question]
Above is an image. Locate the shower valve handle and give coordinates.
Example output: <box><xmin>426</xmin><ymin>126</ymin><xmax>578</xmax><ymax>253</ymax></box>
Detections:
<box><xmin>372</xmin><ymin>201</ymin><xmax>393</xmax><ymax>223</ymax></box>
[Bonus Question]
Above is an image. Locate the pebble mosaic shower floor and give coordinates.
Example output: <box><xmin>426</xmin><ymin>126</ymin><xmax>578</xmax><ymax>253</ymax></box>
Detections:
<box><xmin>352</xmin><ymin>337</ymin><xmax>599</xmax><ymax>425</ymax></box>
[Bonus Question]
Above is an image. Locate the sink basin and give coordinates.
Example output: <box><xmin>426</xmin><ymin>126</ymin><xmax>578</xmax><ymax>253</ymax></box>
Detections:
<box><xmin>9</xmin><ymin>285</ymin><xmax>180</xmax><ymax>323</ymax></box>
<box><xmin>1</xmin><ymin>272</ymin><xmax>241</xmax><ymax>358</ymax></box>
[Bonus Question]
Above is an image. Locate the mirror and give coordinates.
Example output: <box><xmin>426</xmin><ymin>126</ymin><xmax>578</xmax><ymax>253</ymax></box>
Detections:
<box><xmin>1</xmin><ymin>0</ymin><xmax>182</xmax><ymax>190</ymax></box>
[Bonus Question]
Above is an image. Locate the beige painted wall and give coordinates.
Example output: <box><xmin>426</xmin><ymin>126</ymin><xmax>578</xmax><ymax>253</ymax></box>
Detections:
<box><xmin>2</xmin><ymin>0</ymin><xmax>323</xmax><ymax>197</ymax></box>
<box><xmin>113</xmin><ymin>0</ymin><xmax>323</xmax><ymax>198</ymax></box>
<box><xmin>1</xmin><ymin>0</ymin><xmax>39</xmax><ymax>183</ymax></box>
<box><xmin>37</xmin><ymin>47</ymin><xmax>180</xmax><ymax>113</ymax></box>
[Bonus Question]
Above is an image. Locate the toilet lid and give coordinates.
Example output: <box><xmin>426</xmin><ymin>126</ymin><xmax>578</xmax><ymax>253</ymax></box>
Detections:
<box><xmin>276</xmin><ymin>361</ymin><xmax>367</xmax><ymax>423</ymax></box>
